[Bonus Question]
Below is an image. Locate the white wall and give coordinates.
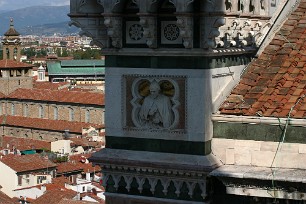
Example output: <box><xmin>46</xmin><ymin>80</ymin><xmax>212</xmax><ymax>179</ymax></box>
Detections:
<box><xmin>0</xmin><ymin>161</ymin><xmax>17</xmax><ymax>198</ymax></box>
<box><xmin>51</xmin><ymin>140</ymin><xmax>71</xmax><ymax>155</ymax></box>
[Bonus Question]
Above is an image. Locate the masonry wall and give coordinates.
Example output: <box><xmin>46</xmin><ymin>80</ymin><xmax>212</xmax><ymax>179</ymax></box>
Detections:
<box><xmin>212</xmin><ymin>138</ymin><xmax>306</xmax><ymax>169</ymax></box>
<box><xmin>2</xmin><ymin>126</ymin><xmax>80</xmax><ymax>142</ymax></box>
<box><xmin>1</xmin><ymin>100</ymin><xmax>104</xmax><ymax>125</ymax></box>
<box><xmin>0</xmin><ymin>78</ymin><xmax>33</xmax><ymax>95</ymax></box>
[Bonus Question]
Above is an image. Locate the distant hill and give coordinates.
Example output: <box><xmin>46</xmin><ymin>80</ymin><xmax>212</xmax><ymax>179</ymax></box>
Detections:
<box><xmin>0</xmin><ymin>5</ymin><xmax>80</xmax><ymax>35</ymax></box>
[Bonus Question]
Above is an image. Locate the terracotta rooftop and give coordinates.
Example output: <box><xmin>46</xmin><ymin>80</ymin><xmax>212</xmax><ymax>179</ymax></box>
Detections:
<box><xmin>32</xmin><ymin>189</ymin><xmax>77</xmax><ymax>204</ymax></box>
<box><xmin>1</xmin><ymin>136</ymin><xmax>51</xmax><ymax>151</ymax></box>
<box><xmin>0</xmin><ymin>191</ymin><xmax>15</xmax><ymax>204</ymax></box>
<box><xmin>0</xmin><ymin>115</ymin><xmax>103</xmax><ymax>134</ymax></box>
<box><xmin>0</xmin><ymin>154</ymin><xmax>57</xmax><ymax>173</ymax></box>
<box><xmin>33</xmin><ymin>81</ymin><xmax>69</xmax><ymax>90</ymax></box>
<box><xmin>58</xmin><ymin>199</ymin><xmax>100</xmax><ymax>204</ymax></box>
<box><xmin>4</xmin><ymin>19</ymin><xmax>20</xmax><ymax>36</ymax></box>
<box><xmin>7</xmin><ymin>88</ymin><xmax>104</xmax><ymax>106</ymax></box>
<box><xmin>219</xmin><ymin>1</ymin><xmax>306</xmax><ymax>119</ymax></box>
<box><xmin>57</xmin><ymin>154</ymin><xmax>101</xmax><ymax>175</ymax></box>
<box><xmin>0</xmin><ymin>60</ymin><xmax>34</xmax><ymax>69</ymax></box>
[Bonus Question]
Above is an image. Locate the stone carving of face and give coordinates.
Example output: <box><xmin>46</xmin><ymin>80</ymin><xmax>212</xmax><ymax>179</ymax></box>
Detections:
<box><xmin>149</xmin><ymin>82</ymin><xmax>160</xmax><ymax>99</ymax></box>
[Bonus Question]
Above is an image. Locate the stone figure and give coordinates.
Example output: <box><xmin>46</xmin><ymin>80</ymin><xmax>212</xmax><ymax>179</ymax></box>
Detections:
<box><xmin>139</xmin><ymin>81</ymin><xmax>173</xmax><ymax>129</ymax></box>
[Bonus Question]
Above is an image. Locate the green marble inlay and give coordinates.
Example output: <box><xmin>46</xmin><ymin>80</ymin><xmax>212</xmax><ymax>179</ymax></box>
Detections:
<box><xmin>105</xmin><ymin>55</ymin><xmax>252</xmax><ymax>69</ymax></box>
<box><xmin>213</xmin><ymin>122</ymin><xmax>306</xmax><ymax>143</ymax></box>
<box><xmin>106</xmin><ymin>136</ymin><xmax>211</xmax><ymax>155</ymax></box>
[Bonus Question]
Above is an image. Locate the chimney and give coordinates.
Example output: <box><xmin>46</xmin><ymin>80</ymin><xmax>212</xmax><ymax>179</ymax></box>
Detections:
<box><xmin>86</xmin><ymin>172</ymin><xmax>91</xmax><ymax>182</ymax></box>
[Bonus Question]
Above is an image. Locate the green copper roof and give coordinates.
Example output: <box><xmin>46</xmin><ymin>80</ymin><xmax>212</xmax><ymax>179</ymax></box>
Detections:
<box><xmin>47</xmin><ymin>60</ymin><xmax>105</xmax><ymax>76</ymax></box>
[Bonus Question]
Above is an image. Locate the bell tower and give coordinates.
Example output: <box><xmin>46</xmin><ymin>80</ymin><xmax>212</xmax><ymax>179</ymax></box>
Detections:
<box><xmin>2</xmin><ymin>18</ymin><xmax>21</xmax><ymax>61</ymax></box>
<box><xmin>0</xmin><ymin>18</ymin><xmax>33</xmax><ymax>95</ymax></box>
<box><xmin>69</xmin><ymin>0</ymin><xmax>274</xmax><ymax>203</ymax></box>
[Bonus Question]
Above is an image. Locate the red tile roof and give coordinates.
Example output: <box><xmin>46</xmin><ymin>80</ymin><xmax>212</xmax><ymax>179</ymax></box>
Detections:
<box><xmin>0</xmin><ymin>115</ymin><xmax>103</xmax><ymax>134</ymax></box>
<box><xmin>32</xmin><ymin>189</ymin><xmax>77</xmax><ymax>204</ymax></box>
<box><xmin>7</xmin><ymin>88</ymin><xmax>104</xmax><ymax>106</ymax></box>
<box><xmin>220</xmin><ymin>1</ymin><xmax>306</xmax><ymax>119</ymax></box>
<box><xmin>0</xmin><ymin>92</ymin><xmax>5</xmax><ymax>99</ymax></box>
<box><xmin>0</xmin><ymin>60</ymin><xmax>33</xmax><ymax>69</ymax></box>
<box><xmin>1</xmin><ymin>136</ymin><xmax>51</xmax><ymax>151</ymax></box>
<box><xmin>33</xmin><ymin>81</ymin><xmax>69</xmax><ymax>90</ymax></box>
<box><xmin>58</xmin><ymin>199</ymin><xmax>100</xmax><ymax>204</ymax></box>
<box><xmin>57</xmin><ymin>154</ymin><xmax>101</xmax><ymax>175</ymax></box>
<box><xmin>0</xmin><ymin>154</ymin><xmax>57</xmax><ymax>173</ymax></box>
<box><xmin>0</xmin><ymin>191</ymin><xmax>15</xmax><ymax>204</ymax></box>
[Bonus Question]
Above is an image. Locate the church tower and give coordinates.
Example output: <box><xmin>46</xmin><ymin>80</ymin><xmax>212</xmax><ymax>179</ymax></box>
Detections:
<box><xmin>69</xmin><ymin>0</ymin><xmax>275</xmax><ymax>203</ymax></box>
<box><xmin>0</xmin><ymin>19</ymin><xmax>33</xmax><ymax>95</ymax></box>
<box><xmin>2</xmin><ymin>18</ymin><xmax>22</xmax><ymax>61</ymax></box>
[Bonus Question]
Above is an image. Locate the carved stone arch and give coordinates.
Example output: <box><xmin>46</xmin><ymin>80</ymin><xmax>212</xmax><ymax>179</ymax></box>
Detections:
<box><xmin>78</xmin><ymin>0</ymin><xmax>104</xmax><ymax>13</ymax></box>
<box><xmin>97</xmin><ymin>0</ymin><xmax>124</xmax><ymax>13</ymax></box>
<box><xmin>123</xmin><ymin>0</ymin><xmax>140</xmax><ymax>13</ymax></box>
<box><xmin>146</xmin><ymin>0</ymin><xmax>159</xmax><ymax>13</ymax></box>
<box><xmin>169</xmin><ymin>0</ymin><xmax>194</xmax><ymax>13</ymax></box>
<box><xmin>158</xmin><ymin>0</ymin><xmax>176</xmax><ymax>13</ymax></box>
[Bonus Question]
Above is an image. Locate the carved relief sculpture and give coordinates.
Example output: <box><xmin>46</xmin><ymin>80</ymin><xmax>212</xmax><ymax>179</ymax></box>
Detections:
<box><xmin>139</xmin><ymin>16</ymin><xmax>157</xmax><ymax>48</ymax></box>
<box><xmin>177</xmin><ymin>16</ymin><xmax>193</xmax><ymax>48</ymax></box>
<box><xmin>138</xmin><ymin>81</ymin><xmax>174</xmax><ymax>129</ymax></box>
<box><xmin>130</xmin><ymin>78</ymin><xmax>181</xmax><ymax>130</ymax></box>
<box><xmin>104</xmin><ymin>16</ymin><xmax>122</xmax><ymax>48</ymax></box>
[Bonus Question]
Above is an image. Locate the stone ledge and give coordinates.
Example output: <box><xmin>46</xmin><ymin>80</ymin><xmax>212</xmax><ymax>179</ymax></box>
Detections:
<box><xmin>210</xmin><ymin>165</ymin><xmax>306</xmax><ymax>183</ymax></box>
<box><xmin>90</xmin><ymin>148</ymin><xmax>221</xmax><ymax>172</ymax></box>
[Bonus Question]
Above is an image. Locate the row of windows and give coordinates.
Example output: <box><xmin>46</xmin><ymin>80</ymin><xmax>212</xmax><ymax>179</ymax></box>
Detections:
<box><xmin>8</xmin><ymin>103</ymin><xmax>100</xmax><ymax>123</ymax></box>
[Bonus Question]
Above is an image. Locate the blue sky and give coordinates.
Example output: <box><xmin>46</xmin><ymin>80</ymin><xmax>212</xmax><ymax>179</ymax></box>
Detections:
<box><xmin>0</xmin><ymin>0</ymin><xmax>69</xmax><ymax>11</ymax></box>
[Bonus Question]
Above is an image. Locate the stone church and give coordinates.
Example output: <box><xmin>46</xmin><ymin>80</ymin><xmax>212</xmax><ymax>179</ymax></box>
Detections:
<box><xmin>69</xmin><ymin>0</ymin><xmax>306</xmax><ymax>203</ymax></box>
<box><xmin>0</xmin><ymin>19</ymin><xmax>105</xmax><ymax>143</ymax></box>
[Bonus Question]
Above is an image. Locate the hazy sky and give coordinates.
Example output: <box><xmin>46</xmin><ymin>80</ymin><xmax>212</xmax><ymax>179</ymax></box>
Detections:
<box><xmin>0</xmin><ymin>0</ymin><xmax>69</xmax><ymax>11</ymax></box>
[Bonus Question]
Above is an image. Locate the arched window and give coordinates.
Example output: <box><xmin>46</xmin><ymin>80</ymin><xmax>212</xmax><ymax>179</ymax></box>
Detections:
<box><xmin>85</xmin><ymin>109</ymin><xmax>90</xmax><ymax>123</ymax></box>
<box><xmin>39</xmin><ymin>105</ymin><xmax>44</xmax><ymax>118</ymax></box>
<box><xmin>11</xmin><ymin>103</ymin><xmax>15</xmax><ymax>116</ymax></box>
<box><xmin>69</xmin><ymin>108</ymin><xmax>75</xmax><ymax>121</ymax></box>
<box><xmin>6</xmin><ymin>48</ymin><xmax>9</xmax><ymax>59</ymax></box>
<box><xmin>54</xmin><ymin>106</ymin><xmax>58</xmax><ymax>120</ymax></box>
<box><xmin>24</xmin><ymin>104</ymin><xmax>28</xmax><ymax>117</ymax></box>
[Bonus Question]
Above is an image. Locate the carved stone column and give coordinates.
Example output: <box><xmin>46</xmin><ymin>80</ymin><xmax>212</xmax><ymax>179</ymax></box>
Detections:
<box><xmin>176</xmin><ymin>15</ymin><xmax>193</xmax><ymax>49</ymax></box>
<box><xmin>104</xmin><ymin>15</ymin><xmax>122</xmax><ymax>48</ymax></box>
<box><xmin>139</xmin><ymin>15</ymin><xmax>157</xmax><ymax>48</ymax></box>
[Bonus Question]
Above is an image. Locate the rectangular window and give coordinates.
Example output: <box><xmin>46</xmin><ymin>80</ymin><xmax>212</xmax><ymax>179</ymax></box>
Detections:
<box><xmin>18</xmin><ymin>175</ymin><xmax>22</xmax><ymax>186</ymax></box>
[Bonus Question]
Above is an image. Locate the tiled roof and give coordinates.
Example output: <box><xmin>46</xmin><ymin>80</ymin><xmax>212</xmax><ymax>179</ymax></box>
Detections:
<box><xmin>33</xmin><ymin>81</ymin><xmax>69</xmax><ymax>90</ymax></box>
<box><xmin>220</xmin><ymin>1</ymin><xmax>306</xmax><ymax>119</ymax></box>
<box><xmin>57</xmin><ymin>199</ymin><xmax>99</xmax><ymax>204</ymax></box>
<box><xmin>0</xmin><ymin>191</ymin><xmax>15</xmax><ymax>204</ymax></box>
<box><xmin>0</xmin><ymin>154</ymin><xmax>57</xmax><ymax>173</ymax></box>
<box><xmin>44</xmin><ymin>176</ymin><xmax>72</xmax><ymax>191</ymax></box>
<box><xmin>2</xmin><ymin>136</ymin><xmax>51</xmax><ymax>151</ymax></box>
<box><xmin>0</xmin><ymin>115</ymin><xmax>103</xmax><ymax>133</ymax></box>
<box><xmin>0</xmin><ymin>60</ymin><xmax>34</xmax><ymax>69</ymax></box>
<box><xmin>7</xmin><ymin>88</ymin><xmax>105</xmax><ymax>106</ymax></box>
<box><xmin>57</xmin><ymin>154</ymin><xmax>101</xmax><ymax>174</ymax></box>
<box><xmin>0</xmin><ymin>92</ymin><xmax>5</xmax><ymax>99</ymax></box>
<box><xmin>32</xmin><ymin>189</ymin><xmax>77</xmax><ymax>204</ymax></box>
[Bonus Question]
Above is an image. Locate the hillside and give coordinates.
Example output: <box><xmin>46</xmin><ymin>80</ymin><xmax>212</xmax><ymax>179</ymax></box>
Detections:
<box><xmin>0</xmin><ymin>5</ymin><xmax>79</xmax><ymax>35</ymax></box>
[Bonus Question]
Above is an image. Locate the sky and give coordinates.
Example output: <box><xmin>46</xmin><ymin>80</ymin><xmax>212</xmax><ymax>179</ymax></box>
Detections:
<box><xmin>0</xmin><ymin>0</ymin><xmax>69</xmax><ymax>11</ymax></box>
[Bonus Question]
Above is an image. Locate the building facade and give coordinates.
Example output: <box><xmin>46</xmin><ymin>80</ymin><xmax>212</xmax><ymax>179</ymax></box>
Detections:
<box><xmin>69</xmin><ymin>0</ymin><xmax>285</xmax><ymax>203</ymax></box>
